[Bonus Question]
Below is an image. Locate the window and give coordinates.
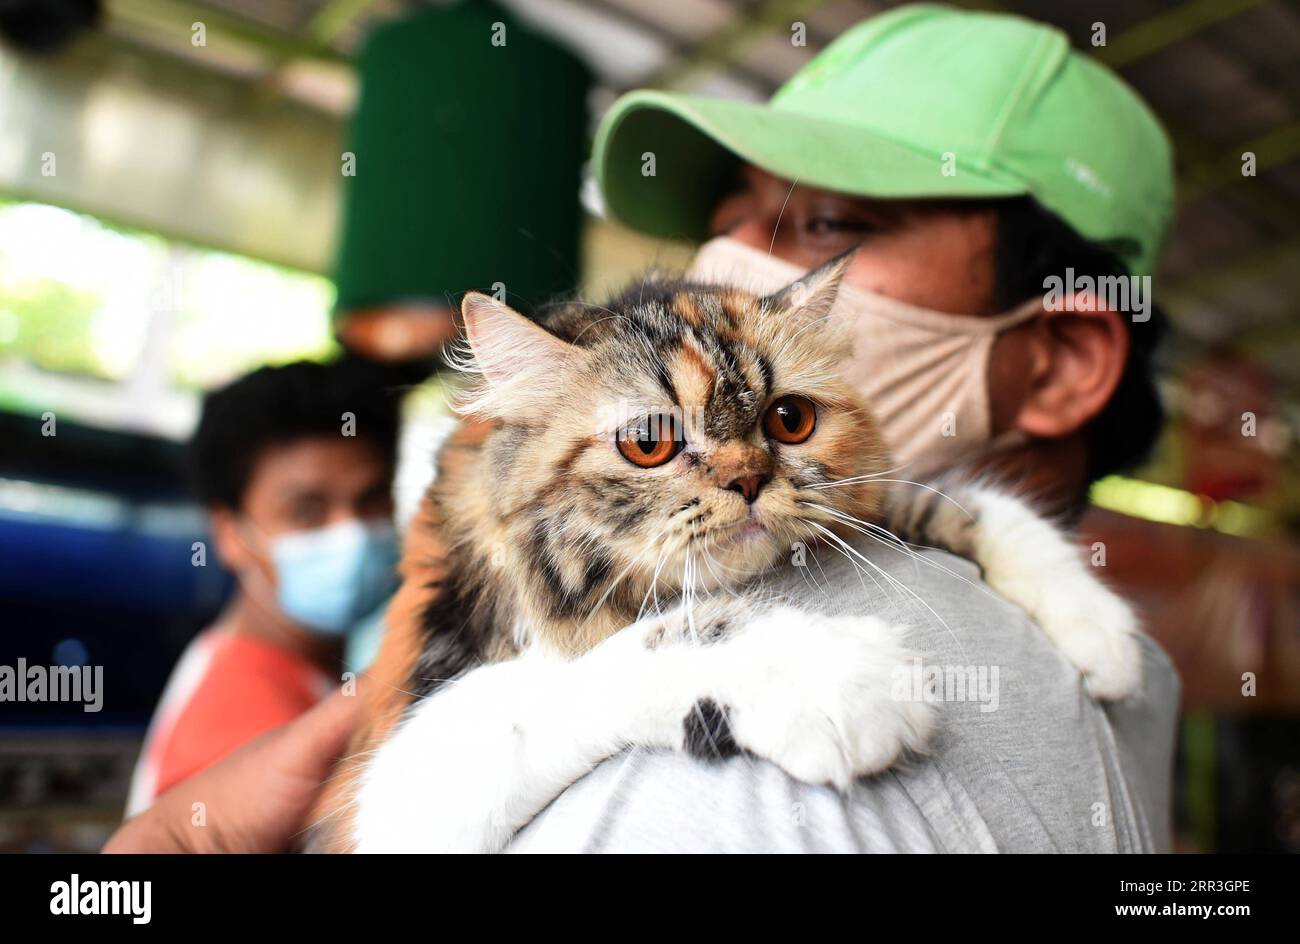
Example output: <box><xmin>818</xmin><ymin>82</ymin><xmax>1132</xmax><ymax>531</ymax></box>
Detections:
<box><xmin>0</xmin><ymin>200</ymin><xmax>337</xmax><ymax>439</ymax></box>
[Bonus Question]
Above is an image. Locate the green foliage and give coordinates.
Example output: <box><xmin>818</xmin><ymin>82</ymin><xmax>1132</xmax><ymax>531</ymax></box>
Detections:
<box><xmin>0</xmin><ymin>277</ymin><xmax>107</xmax><ymax>377</ymax></box>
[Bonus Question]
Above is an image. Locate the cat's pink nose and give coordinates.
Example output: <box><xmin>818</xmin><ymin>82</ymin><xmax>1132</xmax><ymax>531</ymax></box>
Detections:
<box><xmin>726</xmin><ymin>473</ymin><xmax>768</xmax><ymax>504</ymax></box>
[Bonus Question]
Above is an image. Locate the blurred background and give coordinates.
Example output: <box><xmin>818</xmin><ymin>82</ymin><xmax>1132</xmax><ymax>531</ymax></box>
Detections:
<box><xmin>0</xmin><ymin>0</ymin><xmax>1297</xmax><ymax>852</ymax></box>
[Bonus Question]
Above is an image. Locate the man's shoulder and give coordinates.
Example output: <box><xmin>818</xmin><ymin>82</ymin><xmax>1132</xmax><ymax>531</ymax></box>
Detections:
<box><xmin>763</xmin><ymin>539</ymin><xmax>1180</xmax><ymax>850</ymax></box>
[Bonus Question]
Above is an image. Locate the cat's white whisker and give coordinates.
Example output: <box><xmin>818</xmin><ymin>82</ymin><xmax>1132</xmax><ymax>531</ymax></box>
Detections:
<box><xmin>811</xmin><ymin>521</ymin><xmax>924</xmax><ymax>620</ymax></box>
<box><xmin>804</xmin><ymin>528</ymin><xmax>848</xmax><ymax>598</ymax></box>
<box><xmin>803</xmin><ymin>502</ymin><xmax>911</xmax><ymax>552</ymax></box>
<box><xmin>682</xmin><ymin>549</ymin><xmax>700</xmax><ymax>641</ymax></box>
<box><xmin>637</xmin><ymin>542</ymin><xmax>672</xmax><ymax>622</ymax></box>
<box><xmin>803</xmin><ymin>518</ymin><xmax>893</xmax><ymax>605</ymax></box>
<box><xmin>808</xmin><ymin>521</ymin><xmax>967</xmax><ymax>657</ymax></box>
<box><xmin>696</xmin><ymin>536</ymin><xmax>743</xmax><ymax>597</ymax></box>
<box><xmin>802</xmin><ymin>501</ymin><xmax>1004</xmax><ymax>613</ymax></box>
<box><xmin>865</xmin><ymin>479</ymin><xmax>976</xmax><ymax>520</ymax></box>
<box><xmin>805</xmin><ymin>461</ymin><xmax>912</xmax><ymax>488</ymax></box>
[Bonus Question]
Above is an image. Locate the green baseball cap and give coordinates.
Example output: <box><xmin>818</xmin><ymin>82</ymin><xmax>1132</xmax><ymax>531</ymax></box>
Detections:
<box><xmin>594</xmin><ymin>3</ymin><xmax>1173</xmax><ymax>277</ymax></box>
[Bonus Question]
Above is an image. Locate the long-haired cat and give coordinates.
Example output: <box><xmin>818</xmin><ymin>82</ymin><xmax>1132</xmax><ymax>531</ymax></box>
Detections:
<box><xmin>314</xmin><ymin>253</ymin><xmax>1140</xmax><ymax>853</ymax></box>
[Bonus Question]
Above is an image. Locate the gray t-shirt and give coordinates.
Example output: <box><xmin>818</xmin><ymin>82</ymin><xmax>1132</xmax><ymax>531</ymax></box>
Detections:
<box><xmin>508</xmin><ymin>538</ymin><xmax>1180</xmax><ymax>853</ymax></box>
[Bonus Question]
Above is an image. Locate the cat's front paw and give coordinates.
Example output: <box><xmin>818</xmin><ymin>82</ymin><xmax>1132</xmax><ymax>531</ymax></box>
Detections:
<box><xmin>954</xmin><ymin>486</ymin><xmax>1145</xmax><ymax>703</ymax></box>
<box><xmin>1035</xmin><ymin>581</ymin><xmax>1143</xmax><ymax>701</ymax></box>
<box><xmin>699</xmin><ymin>607</ymin><xmax>936</xmax><ymax>789</ymax></box>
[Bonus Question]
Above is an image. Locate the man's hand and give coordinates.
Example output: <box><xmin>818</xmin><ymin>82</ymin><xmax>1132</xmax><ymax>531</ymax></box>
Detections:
<box><xmin>104</xmin><ymin>686</ymin><xmax>363</xmax><ymax>853</ymax></box>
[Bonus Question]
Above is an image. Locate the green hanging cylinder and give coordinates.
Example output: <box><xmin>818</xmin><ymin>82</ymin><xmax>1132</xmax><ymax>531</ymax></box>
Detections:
<box><xmin>333</xmin><ymin>1</ymin><xmax>591</xmax><ymax>318</ymax></box>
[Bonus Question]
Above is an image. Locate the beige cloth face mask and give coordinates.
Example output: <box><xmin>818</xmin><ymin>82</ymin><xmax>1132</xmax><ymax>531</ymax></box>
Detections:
<box><xmin>689</xmin><ymin>236</ymin><xmax>1041</xmax><ymax>478</ymax></box>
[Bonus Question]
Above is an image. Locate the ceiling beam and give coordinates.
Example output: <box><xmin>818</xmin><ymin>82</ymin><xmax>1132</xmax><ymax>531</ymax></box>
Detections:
<box><xmin>306</xmin><ymin>0</ymin><xmax>384</xmax><ymax>46</ymax></box>
<box><xmin>561</xmin><ymin>0</ymin><xmax>771</xmax><ymax>96</ymax></box>
<box><xmin>105</xmin><ymin>0</ymin><xmax>348</xmax><ymax>64</ymax></box>
<box><xmin>1164</xmin><ymin>236</ymin><xmax>1300</xmax><ymax>303</ymax></box>
<box><xmin>1093</xmin><ymin>0</ymin><xmax>1275</xmax><ymax>70</ymax></box>
<box><xmin>635</xmin><ymin>0</ymin><xmax>830</xmax><ymax>92</ymax></box>
<box><xmin>1178</xmin><ymin>122</ymin><xmax>1300</xmax><ymax>204</ymax></box>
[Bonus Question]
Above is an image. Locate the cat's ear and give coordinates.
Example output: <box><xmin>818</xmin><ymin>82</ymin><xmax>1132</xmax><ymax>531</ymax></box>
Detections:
<box><xmin>459</xmin><ymin>292</ymin><xmax>582</xmax><ymax>416</ymax></box>
<box><xmin>461</xmin><ymin>292</ymin><xmax>574</xmax><ymax>385</ymax></box>
<box><xmin>763</xmin><ymin>247</ymin><xmax>856</xmax><ymax>319</ymax></box>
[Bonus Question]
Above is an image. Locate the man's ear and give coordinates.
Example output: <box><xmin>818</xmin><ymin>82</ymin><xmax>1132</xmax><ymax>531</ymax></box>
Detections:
<box><xmin>1013</xmin><ymin>292</ymin><xmax>1129</xmax><ymax>438</ymax></box>
<box><xmin>458</xmin><ymin>292</ymin><xmax>584</xmax><ymax>416</ymax></box>
<box><xmin>209</xmin><ymin>506</ymin><xmax>254</xmax><ymax>573</ymax></box>
<box><xmin>763</xmin><ymin>248</ymin><xmax>856</xmax><ymax>319</ymax></box>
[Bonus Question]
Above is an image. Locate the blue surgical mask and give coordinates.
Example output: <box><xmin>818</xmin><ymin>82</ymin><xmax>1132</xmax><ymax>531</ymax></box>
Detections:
<box><xmin>265</xmin><ymin>518</ymin><xmax>400</xmax><ymax>635</ymax></box>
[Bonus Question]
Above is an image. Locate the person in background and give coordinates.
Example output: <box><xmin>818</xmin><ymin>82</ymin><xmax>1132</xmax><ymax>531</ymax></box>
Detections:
<box><xmin>125</xmin><ymin>359</ymin><xmax>401</xmax><ymax>815</ymax></box>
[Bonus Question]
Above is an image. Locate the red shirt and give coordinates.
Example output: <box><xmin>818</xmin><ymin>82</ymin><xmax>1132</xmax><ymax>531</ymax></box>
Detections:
<box><xmin>127</xmin><ymin>625</ymin><xmax>333</xmax><ymax>815</ymax></box>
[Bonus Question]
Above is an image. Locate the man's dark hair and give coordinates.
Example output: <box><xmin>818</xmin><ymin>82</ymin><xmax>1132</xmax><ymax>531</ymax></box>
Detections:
<box><xmin>990</xmin><ymin>196</ymin><xmax>1166</xmax><ymax>486</ymax></box>
<box><xmin>189</xmin><ymin>357</ymin><xmax>402</xmax><ymax>509</ymax></box>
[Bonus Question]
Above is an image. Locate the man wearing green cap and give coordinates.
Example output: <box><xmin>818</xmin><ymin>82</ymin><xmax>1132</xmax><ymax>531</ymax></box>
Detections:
<box><xmin>509</xmin><ymin>5</ymin><xmax>1180</xmax><ymax>852</ymax></box>
<box><xmin>594</xmin><ymin>2</ymin><xmax>1170</xmax><ymax>510</ymax></box>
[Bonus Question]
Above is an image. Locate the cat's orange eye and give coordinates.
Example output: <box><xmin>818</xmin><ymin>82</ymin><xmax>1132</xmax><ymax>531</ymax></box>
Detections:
<box><xmin>617</xmin><ymin>414</ymin><xmax>684</xmax><ymax>468</ymax></box>
<box><xmin>763</xmin><ymin>395</ymin><xmax>817</xmax><ymax>444</ymax></box>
